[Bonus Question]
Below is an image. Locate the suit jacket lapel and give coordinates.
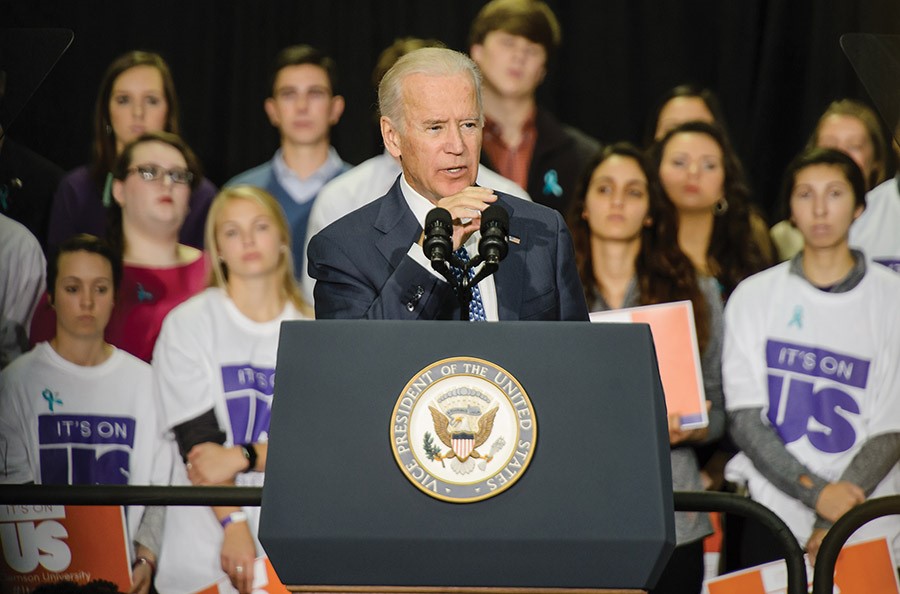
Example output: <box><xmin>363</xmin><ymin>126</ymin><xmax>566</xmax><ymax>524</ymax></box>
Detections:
<box><xmin>494</xmin><ymin>196</ymin><xmax>527</xmax><ymax>320</ymax></box>
<box><xmin>374</xmin><ymin>179</ymin><xmax>422</xmax><ymax>270</ymax></box>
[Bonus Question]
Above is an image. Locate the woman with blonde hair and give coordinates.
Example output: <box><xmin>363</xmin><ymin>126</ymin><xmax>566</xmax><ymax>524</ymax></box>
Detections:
<box><xmin>152</xmin><ymin>185</ymin><xmax>310</xmax><ymax>594</ymax></box>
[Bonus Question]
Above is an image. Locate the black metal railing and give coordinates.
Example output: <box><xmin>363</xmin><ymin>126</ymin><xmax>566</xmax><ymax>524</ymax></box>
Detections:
<box><xmin>0</xmin><ymin>486</ymin><xmax>809</xmax><ymax>594</ymax></box>
<box><xmin>674</xmin><ymin>491</ymin><xmax>807</xmax><ymax>594</ymax></box>
<box><xmin>0</xmin><ymin>484</ymin><xmax>262</xmax><ymax>507</ymax></box>
<box><xmin>811</xmin><ymin>495</ymin><xmax>900</xmax><ymax>594</ymax></box>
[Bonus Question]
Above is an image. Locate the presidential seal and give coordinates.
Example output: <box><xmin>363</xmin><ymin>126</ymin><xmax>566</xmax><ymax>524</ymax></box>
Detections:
<box><xmin>390</xmin><ymin>357</ymin><xmax>537</xmax><ymax>503</ymax></box>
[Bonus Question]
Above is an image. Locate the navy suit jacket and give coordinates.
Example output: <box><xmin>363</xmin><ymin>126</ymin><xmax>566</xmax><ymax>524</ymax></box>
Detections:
<box><xmin>308</xmin><ymin>178</ymin><xmax>589</xmax><ymax>321</ymax></box>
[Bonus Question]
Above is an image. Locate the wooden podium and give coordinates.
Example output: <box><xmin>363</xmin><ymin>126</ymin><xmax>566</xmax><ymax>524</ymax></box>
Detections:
<box><xmin>261</xmin><ymin>321</ymin><xmax>673</xmax><ymax>593</ymax></box>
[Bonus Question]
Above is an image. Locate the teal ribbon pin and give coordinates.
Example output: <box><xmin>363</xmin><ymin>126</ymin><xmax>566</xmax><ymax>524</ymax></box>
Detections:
<box><xmin>42</xmin><ymin>389</ymin><xmax>62</xmax><ymax>412</ymax></box>
<box><xmin>543</xmin><ymin>169</ymin><xmax>563</xmax><ymax>197</ymax></box>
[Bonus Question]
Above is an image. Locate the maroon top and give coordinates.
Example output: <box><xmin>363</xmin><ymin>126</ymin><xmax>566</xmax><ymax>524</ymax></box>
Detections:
<box><xmin>30</xmin><ymin>254</ymin><xmax>209</xmax><ymax>362</ymax></box>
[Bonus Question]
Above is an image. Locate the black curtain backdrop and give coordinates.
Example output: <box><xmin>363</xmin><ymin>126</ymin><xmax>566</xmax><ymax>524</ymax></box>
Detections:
<box><xmin>3</xmin><ymin>0</ymin><xmax>898</xmax><ymax>221</ymax></box>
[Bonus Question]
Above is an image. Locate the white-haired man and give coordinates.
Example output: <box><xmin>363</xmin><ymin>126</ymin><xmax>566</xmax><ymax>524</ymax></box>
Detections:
<box><xmin>308</xmin><ymin>47</ymin><xmax>587</xmax><ymax>321</ymax></box>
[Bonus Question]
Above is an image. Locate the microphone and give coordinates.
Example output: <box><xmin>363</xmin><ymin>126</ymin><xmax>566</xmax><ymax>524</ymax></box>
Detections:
<box><xmin>424</xmin><ymin>207</ymin><xmax>453</xmax><ymax>263</ymax></box>
<box><xmin>423</xmin><ymin>207</ymin><xmax>457</xmax><ymax>286</ymax></box>
<box><xmin>478</xmin><ymin>204</ymin><xmax>509</xmax><ymax>265</ymax></box>
<box><xmin>466</xmin><ymin>204</ymin><xmax>509</xmax><ymax>289</ymax></box>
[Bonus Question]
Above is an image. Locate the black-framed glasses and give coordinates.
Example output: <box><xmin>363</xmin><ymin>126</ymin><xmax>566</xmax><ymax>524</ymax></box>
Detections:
<box><xmin>127</xmin><ymin>164</ymin><xmax>194</xmax><ymax>186</ymax></box>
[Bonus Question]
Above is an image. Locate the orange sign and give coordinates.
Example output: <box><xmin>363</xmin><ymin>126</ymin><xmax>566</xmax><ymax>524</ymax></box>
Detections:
<box><xmin>591</xmin><ymin>301</ymin><xmax>708</xmax><ymax>428</ymax></box>
<box><xmin>193</xmin><ymin>557</ymin><xmax>289</xmax><ymax>594</ymax></box>
<box><xmin>704</xmin><ymin>537</ymin><xmax>900</xmax><ymax>593</ymax></box>
<box><xmin>0</xmin><ymin>505</ymin><xmax>131</xmax><ymax>594</ymax></box>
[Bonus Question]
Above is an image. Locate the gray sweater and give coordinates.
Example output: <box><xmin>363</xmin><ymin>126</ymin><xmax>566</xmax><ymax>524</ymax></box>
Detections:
<box><xmin>592</xmin><ymin>275</ymin><xmax>724</xmax><ymax>545</ymax></box>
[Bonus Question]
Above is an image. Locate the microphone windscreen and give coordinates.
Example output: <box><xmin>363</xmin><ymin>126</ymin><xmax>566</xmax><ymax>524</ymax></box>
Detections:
<box><xmin>425</xmin><ymin>207</ymin><xmax>452</xmax><ymax>231</ymax></box>
<box><xmin>480</xmin><ymin>204</ymin><xmax>509</xmax><ymax>233</ymax></box>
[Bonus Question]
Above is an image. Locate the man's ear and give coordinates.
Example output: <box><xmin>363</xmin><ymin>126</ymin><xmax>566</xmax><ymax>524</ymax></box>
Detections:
<box><xmin>381</xmin><ymin>116</ymin><xmax>402</xmax><ymax>159</ymax></box>
<box><xmin>264</xmin><ymin>97</ymin><xmax>279</xmax><ymax>127</ymax></box>
<box><xmin>328</xmin><ymin>95</ymin><xmax>346</xmax><ymax>126</ymax></box>
<box><xmin>470</xmin><ymin>44</ymin><xmax>483</xmax><ymax>64</ymax></box>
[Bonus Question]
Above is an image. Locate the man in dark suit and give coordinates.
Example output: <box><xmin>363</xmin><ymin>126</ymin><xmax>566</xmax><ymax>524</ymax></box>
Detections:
<box><xmin>308</xmin><ymin>47</ymin><xmax>587</xmax><ymax>321</ymax></box>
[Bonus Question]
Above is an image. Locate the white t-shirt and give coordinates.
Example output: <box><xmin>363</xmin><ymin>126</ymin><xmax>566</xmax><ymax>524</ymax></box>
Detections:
<box><xmin>152</xmin><ymin>287</ymin><xmax>307</xmax><ymax>594</ymax></box>
<box><xmin>723</xmin><ymin>261</ymin><xmax>900</xmax><ymax>549</ymax></box>
<box><xmin>851</xmin><ymin>177</ymin><xmax>900</xmax><ymax>273</ymax></box>
<box><xmin>0</xmin><ymin>214</ymin><xmax>45</xmax><ymax>367</ymax></box>
<box><xmin>0</xmin><ymin>342</ymin><xmax>168</xmax><ymax>537</ymax></box>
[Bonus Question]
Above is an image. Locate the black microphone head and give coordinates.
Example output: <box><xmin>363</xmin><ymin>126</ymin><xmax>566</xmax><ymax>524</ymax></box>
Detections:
<box><xmin>424</xmin><ymin>207</ymin><xmax>453</xmax><ymax>263</ymax></box>
<box><xmin>479</xmin><ymin>204</ymin><xmax>509</xmax><ymax>263</ymax></box>
<box><xmin>480</xmin><ymin>204</ymin><xmax>509</xmax><ymax>234</ymax></box>
<box><xmin>425</xmin><ymin>207</ymin><xmax>453</xmax><ymax>231</ymax></box>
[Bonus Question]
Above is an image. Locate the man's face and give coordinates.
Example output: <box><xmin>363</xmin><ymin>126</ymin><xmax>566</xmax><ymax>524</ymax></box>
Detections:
<box><xmin>265</xmin><ymin>64</ymin><xmax>344</xmax><ymax>147</ymax></box>
<box><xmin>470</xmin><ymin>31</ymin><xmax>547</xmax><ymax>100</ymax></box>
<box><xmin>381</xmin><ymin>72</ymin><xmax>482</xmax><ymax>204</ymax></box>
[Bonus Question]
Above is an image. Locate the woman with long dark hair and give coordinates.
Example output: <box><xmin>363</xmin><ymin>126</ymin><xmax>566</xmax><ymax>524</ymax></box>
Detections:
<box><xmin>568</xmin><ymin>143</ymin><xmax>724</xmax><ymax>594</ymax></box>
<box><xmin>47</xmin><ymin>51</ymin><xmax>215</xmax><ymax>251</ymax></box>
<box><xmin>651</xmin><ymin>121</ymin><xmax>775</xmax><ymax>300</ymax></box>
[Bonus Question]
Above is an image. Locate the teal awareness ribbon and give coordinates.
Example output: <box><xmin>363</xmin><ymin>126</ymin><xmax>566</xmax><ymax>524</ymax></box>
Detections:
<box><xmin>102</xmin><ymin>172</ymin><xmax>115</xmax><ymax>207</ymax></box>
<box><xmin>543</xmin><ymin>169</ymin><xmax>563</xmax><ymax>197</ymax></box>
<box><xmin>788</xmin><ymin>305</ymin><xmax>803</xmax><ymax>329</ymax></box>
<box><xmin>42</xmin><ymin>389</ymin><xmax>62</xmax><ymax>412</ymax></box>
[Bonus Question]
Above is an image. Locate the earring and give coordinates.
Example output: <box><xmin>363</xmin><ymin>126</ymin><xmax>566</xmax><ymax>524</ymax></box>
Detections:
<box><xmin>714</xmin><ymin>197</ymin><xmax>729</xmax><ymax>216</ymax></box>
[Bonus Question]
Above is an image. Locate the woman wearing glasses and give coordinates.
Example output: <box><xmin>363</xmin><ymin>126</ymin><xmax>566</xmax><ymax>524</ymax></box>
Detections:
<box><xmin>32</xmin><ymin>132</ymin><xmax>208</xmax><ymax>362</ymax></box>
<box><xmin>47</xmin><ymin>51</ymin><xmax>216</xmax><ymax>251</ymax></box>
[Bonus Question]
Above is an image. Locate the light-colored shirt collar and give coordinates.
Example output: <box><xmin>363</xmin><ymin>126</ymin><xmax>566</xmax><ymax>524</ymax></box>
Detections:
<box><xmin>272</xmin><ymin>146</ymin><xmax>344</xmax><ymax>204</ymax></box>
<box><xmin>398</xmin><ymin>173</ymin><xmax>498</xmax><ymax>320</ymax></box>
<box><xmin>399</xmin><ymin>174</ymin><xmax>481</xmax><ymax>252</ymax></box>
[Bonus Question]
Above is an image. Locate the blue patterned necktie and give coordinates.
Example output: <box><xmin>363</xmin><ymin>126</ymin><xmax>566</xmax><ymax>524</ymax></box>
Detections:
<box><xmin>451</xmin><ymin>247</ymin><xmax>487</xmax><ymax>321</ymax></box>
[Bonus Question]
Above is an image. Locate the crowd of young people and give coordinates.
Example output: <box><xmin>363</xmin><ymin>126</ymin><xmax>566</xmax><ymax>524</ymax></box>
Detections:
<box><xmin>2</xmin><ymin>1</ymin><xmax>899</xmax><ymax>593</ymax></box>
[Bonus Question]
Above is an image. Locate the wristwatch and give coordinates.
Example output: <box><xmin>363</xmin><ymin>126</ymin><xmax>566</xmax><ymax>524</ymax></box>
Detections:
<box><xmin>240</xmin><ymin>443</ymin><xmax>258</xmax><ymax>473</ymax></box>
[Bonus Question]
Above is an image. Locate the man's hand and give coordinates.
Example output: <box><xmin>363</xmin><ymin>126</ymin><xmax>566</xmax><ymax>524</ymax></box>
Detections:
<box><xmin>815</xmin><ymin>481</ymin><xmax>865</xmax><ymax>523</ymax></box>
<box><xmin>434</xmin><ymin>187</ymin><xmax>497</xmax><ymax>249</ymax></box>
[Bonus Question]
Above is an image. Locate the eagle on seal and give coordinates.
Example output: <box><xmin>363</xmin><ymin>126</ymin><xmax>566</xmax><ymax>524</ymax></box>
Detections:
<box><xmin>428</xmin><ymin>405</ymin><xmax>499</xmax><ymax>474</ymax></box>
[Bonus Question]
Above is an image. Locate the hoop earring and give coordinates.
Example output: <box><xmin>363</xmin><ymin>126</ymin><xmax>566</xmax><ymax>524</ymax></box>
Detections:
<box><xmin>714</xmin><ymin>197</ymin><xmax>729</xmax><ymax>216</ymax></box>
